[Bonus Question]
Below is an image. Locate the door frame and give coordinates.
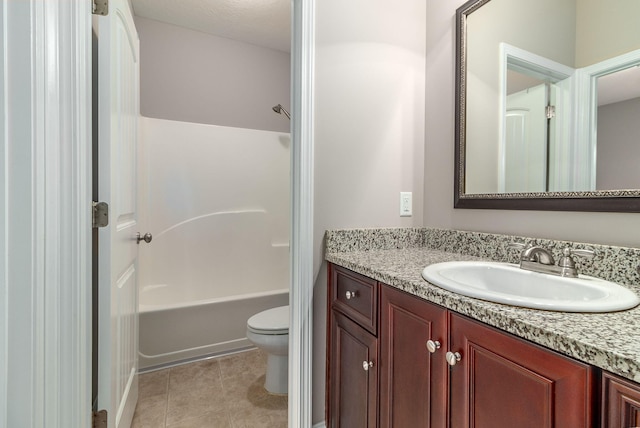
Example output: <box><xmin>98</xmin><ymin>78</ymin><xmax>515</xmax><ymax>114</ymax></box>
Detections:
<box><xmin>1</xmin><ymin>0</ymin><xmax>315</xmax><ymax>426</ymax></box>
<box><xmin>290</xmin><ymin>0</ymin><xmax>316</xmax><ymax>425</ymax></box>
<box><xmin>1</xmin><ymin>1</ymin><xmax>92</xmax><ymax>427</ymax></box>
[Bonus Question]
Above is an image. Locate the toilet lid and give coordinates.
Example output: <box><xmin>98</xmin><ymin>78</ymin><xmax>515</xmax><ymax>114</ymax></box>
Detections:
<box><xmin>247</xmin><ymin>305</ymin><xmax>289</xmax><ymax>334</ymax></box>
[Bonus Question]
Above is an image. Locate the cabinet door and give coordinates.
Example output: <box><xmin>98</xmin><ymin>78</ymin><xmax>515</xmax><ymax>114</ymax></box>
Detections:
<box><xmin>602</xmin><ymin>371</ymin><xmax>640</xmax><ymax>427</ymax></box>
<box><xmin>329</xmin><ymin>310</ymin><xmax>378</xmax><ymax>428</ymax></box>
<box><xmin>449</xmin><ymin>313</ymin><xmax>595</xmax><ymax>428</ymax></box>
<box><xmin>379</xmin><ymin>285</ymin><xmax>448</xmax><ymax>428</ymax></box>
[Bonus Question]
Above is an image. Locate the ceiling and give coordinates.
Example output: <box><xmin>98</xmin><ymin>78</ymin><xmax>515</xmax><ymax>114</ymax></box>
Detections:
<box><xmin>131</xmin><ymin>0</ymin><xmax>291</xmax><ymax>53</ymax></box>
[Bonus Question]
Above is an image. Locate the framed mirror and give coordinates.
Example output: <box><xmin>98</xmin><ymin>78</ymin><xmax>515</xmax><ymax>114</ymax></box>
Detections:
<box><xmin>455</xmin><ymin>0</ymin><xmax>640</xmax><ymax>211</ymax></box>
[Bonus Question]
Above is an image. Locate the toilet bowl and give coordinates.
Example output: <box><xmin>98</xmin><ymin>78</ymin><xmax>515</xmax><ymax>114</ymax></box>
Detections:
<box><xmin>246</xmin><ymin>305</ymin><xmax>289</xmax><ymax>394</ymax></box>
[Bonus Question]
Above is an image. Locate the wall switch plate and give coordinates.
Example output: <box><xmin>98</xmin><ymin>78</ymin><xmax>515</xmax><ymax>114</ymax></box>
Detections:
<box><xmin>400</xmin><ymin>192</ymin><xmax>412</xmax><ymax>217</ymax></box>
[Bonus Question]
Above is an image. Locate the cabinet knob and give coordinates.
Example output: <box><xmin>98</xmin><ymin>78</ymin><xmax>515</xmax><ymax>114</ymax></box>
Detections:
<box><xmin>445</xmin><ymin>351</ymin><xmax>462</xmax><ymax>366</ymax></box>
<box><xmin>426</xmin><ymin>340</ymin><xmax>441</xmax><ymax>353</ymax></box>
<box><xmin>362</xmin><ymin>360</ymin><xmax>374</xmax><ymax>371</ymax></box>
<box><xmin>345</xmin><ymin>290</ymin><xmax>358</xmax><ymax>300</ymax></box>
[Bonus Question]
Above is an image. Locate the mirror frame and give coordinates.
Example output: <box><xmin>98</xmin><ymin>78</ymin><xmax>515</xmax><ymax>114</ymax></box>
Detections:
<box><xmin>454</xmin><ymin>0</ymin><xmax>640</xmax><ymax>212</ymax></box>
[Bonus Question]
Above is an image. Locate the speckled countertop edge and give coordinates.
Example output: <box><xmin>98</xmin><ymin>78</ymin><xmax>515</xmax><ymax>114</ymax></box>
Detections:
<box><xmin>325</xmin><ymin>231</ymin><xmax>640</xmax><ymax>384</ymax></box>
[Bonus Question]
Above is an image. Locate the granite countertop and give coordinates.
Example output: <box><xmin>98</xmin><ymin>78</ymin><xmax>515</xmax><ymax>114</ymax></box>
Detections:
<box><xmin>326</xmin><ymin>246</ymin><xmax>640</xmax><ymax>384</ymax></box>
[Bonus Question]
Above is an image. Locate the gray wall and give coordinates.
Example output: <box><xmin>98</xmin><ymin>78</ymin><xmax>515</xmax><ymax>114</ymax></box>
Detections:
<box><xmin>596</xmin><ymin>97</ymin><xmax>640</xmax><ymax>190</ymax></box>
<box><xmin>312</xmin><ymin>0</ymin><xmax>426</xmax><ymax>422</ymax></box>
<box><xmin>135</xmin><ymin>17</ymin><xmax>291</xmax><ymax>132</ymax></box>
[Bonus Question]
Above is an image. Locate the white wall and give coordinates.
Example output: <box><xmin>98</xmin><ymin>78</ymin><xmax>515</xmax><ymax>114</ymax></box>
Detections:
<box><xmin>312</xmin><ymin>0</ymin><xmax>426</xmax><ymax>422</ymax></box>
<box><xmin>135</xmin><ymin>17</ymin><xmax>291</xmax><ymax>132</ymax></box>
<box><xmin>424</xmin><ymin>0</ymin><xmax>640</xmax><ymax>248</ymax></box>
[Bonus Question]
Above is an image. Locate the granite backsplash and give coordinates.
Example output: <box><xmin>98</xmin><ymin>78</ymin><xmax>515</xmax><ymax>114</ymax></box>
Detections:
<box><xmin>325</xmin><ymin>227</ymin><xmax>640</xmax><ymax>287</ymax></box>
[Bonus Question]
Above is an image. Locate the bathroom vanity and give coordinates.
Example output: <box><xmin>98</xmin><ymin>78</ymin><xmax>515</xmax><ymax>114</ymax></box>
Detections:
<box><xmin>324</xmin><ymin>228</ymin><xmax>640</xmax><ymax>428</ymax></box>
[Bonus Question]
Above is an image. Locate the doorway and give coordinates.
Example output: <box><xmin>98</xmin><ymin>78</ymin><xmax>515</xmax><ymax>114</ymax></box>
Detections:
<box><xmin>91</xmin><ymin>0</ymin><xmax>317</xmax><ymax>426</ymax></box>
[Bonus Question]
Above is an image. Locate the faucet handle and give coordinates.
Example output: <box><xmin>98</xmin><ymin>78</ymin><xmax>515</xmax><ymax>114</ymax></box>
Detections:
<box><xmin>508</xmin><ymin>241</ymin><xmax>528</xmax><ymax>251</ymax></box>
<box><xmin>560</xmin><ymin>247</ymin><xmax>595</xmax><ymax>261</ymax></box>
<box><xmin>566</xmin><ymin>247</ymin><xmax>595</xmax><ymax>259</ymax></box>
<box><xmin>508</xmin><ymin>242</ymin><xmax>530</xmax><ymax>261</ymax></box>
<box><xmin>558</xmin><ymin>247</ymin><xmax>595</xmax><ymax>272</ymax></box>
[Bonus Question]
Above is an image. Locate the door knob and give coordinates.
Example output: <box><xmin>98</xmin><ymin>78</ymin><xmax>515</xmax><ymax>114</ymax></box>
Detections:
<box><xmin>136</xmin><ymin>232</ymin><xmax>152</xmax><ymax>244</ymax></box>
<box><xmin>362</xmin><ymin>360</ymin><xmax>374</xmax><ymax>371</ymax></box>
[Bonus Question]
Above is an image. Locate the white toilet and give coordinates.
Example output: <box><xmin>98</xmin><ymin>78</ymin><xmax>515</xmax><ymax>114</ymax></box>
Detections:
<box><xmin>246</xmin><ymin>305</ymin><xmax>289</xmax><ymax>394</ymax></box>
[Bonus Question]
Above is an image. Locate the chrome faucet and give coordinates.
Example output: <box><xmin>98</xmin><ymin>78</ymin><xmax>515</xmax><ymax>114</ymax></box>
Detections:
<box><xmin>508</xmin><ymin>242</ymin><xmax>595</xmax><ymax>278</ymax></box>
<box><xmin>521</xmin><ymin>246</ymin><xmax>555</xmax><ymax>265</ymax></box>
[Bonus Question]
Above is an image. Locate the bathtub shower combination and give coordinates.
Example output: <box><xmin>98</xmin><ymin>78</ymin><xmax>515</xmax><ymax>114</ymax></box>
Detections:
<box><xmin>138</xmin><ymin>117</ymin><xmax>290</xmax><ymax>370</ymax></box>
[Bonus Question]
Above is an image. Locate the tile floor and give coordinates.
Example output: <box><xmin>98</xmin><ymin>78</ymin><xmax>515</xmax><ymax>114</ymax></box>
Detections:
<box><xmin>131</xmin><ymin>349</ymin><xmax>288</xmax><ymax>428</ymax></box>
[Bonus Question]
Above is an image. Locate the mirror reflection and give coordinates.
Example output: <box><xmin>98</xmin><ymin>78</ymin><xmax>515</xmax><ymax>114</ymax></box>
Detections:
<box><xmin>503</xmin><ymin>69</ymin><xmax>552</xmax><ymax>193</ymax></box>
<box><xmin>596</xmin><ymin>66</ymin><xmax>640</xmax><ymax>190</ymax></box>
<box><xmin>462</xmin><ymin>0</ymin><xmax>640</xmax><ymax>196</ymax></box>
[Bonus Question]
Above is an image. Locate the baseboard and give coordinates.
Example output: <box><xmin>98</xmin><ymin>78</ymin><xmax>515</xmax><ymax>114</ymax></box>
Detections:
<box><xmin>312</xmin><ymin>422</ymin><xmax>326</xmax><ymax>428</ymax></box>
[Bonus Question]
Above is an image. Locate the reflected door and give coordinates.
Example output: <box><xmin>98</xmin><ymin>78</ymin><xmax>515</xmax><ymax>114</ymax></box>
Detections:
<box><xmin>503</xmin><ymin>84</ymin><xmax>548</xmax><ymax>193</ymax></box>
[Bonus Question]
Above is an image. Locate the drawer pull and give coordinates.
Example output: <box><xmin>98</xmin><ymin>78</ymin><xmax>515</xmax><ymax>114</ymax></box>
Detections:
<box><xmin>362</xmin><ymin>360</ymin><xmax>374</xmax><ymax>371</ymax></box>
<box><xmin>345</xmin><ymin>290</ymin><xmax>358</xmax><ymax>300</ymax></box>
<box><xmin>446</xmin><ymin>351</ymin><xmax>462</xmax><ymax>366</ymax></box>
<box><xmin>426</xmin><ymin>340</ymin><xmax>441</xmax><ymax>353</ymax></box>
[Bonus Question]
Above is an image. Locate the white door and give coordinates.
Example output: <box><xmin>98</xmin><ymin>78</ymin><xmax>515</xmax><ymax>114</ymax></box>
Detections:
<box><xmin>503</xmin><ymin>83</ymin><xmax>548</xmax><ymax>193</ymax></box>
<box><xmin>97</xmin><ymin>1</ymin><xmax>140</xmax><ymax>427</ymax></box>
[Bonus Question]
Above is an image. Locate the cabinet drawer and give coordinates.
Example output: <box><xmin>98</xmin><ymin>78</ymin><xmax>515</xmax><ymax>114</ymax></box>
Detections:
<box><xmin>331</xmin><ymin>265</ymin><xmax>377</xmax><ymax>334</ymax></box>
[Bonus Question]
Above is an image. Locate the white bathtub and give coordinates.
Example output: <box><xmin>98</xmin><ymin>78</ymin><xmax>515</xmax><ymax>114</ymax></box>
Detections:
<box><xmin>139</xmin><ymin>288</ymin><xmax>288</xmax><ymax>370</ymax></box>
<box><xmin>138</xmin><ymin>210</ymin><xmax>290</xmax><ymax>370</ymax></box>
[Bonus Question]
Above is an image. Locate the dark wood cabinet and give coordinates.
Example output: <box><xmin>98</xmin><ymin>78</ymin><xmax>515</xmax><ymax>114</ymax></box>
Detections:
<box><xmin>602</xmin><ymin>371</ymin><xmax>640</xmax><ymax>427</ymax></box>
<box><xmin>379</xmin><ymin>285</ymin><xmax>448</xmax><ymax>428</ymax></box>
<box><xmin>327</xmin><ymin>263</ymin><xmax>616</xmax><ymax>428</ymax></box>
<box><xmin>328</xmin><ymin>265</ymin><xmax>379</xmax><ymax>428</ymax></box>
<box><xmin>449</xmin><ymin>313</ymin><xmax>595</xmax><ymax>428</ymax></box>
<box><xmin>330</xmin><ymin>311</ymin><xmax>378</xmax><ymax>428</ymax></box>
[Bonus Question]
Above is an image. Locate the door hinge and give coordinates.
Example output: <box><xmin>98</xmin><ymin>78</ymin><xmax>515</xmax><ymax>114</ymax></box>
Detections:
<box><xmin>92</xmin><ymin>201</ymin><xmax>109</xmax><ymax>228</ymax></box>
<box><xmin>546</xmin><ymin>105</ymin><xmax>556</xmax><ymax>119</ymax></box>
<box><xmin>92</xmin><ymin>410</ymin><xmax>107</xmax><ymax>428</ymax></box>
<box><xmin>92</xmin><ymin>0</ymin><xmax>108</xmax><ymax>16</ymax></box>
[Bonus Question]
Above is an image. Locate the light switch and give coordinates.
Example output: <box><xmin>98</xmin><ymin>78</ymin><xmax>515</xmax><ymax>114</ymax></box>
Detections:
<box><xmin>400</xmin><ymin>192</ymin><xmax>412</xmax><ymax>217</ymax></box>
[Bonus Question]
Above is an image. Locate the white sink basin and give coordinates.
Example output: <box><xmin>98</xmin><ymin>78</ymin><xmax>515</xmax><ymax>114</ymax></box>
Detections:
<box><xmin>421</xmin><ymin>261</ymin><xmax>640</xmax><ymax>312</ymax></box>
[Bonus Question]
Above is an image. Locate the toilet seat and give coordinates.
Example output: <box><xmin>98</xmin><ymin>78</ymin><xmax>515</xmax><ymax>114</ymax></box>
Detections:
<box><xmin>247</xmin><ymin>305</ymin><xmax>289</xmax><ymax>335</ymax></box>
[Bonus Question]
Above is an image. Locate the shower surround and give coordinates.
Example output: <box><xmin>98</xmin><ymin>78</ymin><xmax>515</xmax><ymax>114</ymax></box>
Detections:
<box><xmin>137</xmin><ymin>117</ymin><xmax>290</xmax><ymax>369</ymax></box>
